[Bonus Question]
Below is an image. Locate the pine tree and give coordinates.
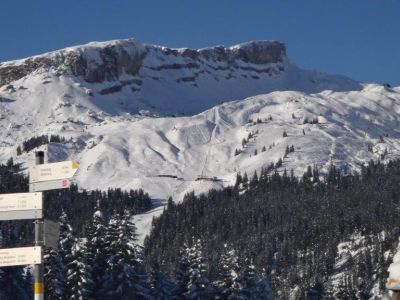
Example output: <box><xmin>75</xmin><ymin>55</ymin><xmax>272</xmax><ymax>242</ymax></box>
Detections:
<box><xmin>214</xmin><ymin>244</ymin><xmax>241</xmax><ymax>299</ymax></box>
<box><xmin>306</xmin><ymin>165</ymin><xmax>313</xmax><ymax>178</ymax></box>
<box><xmin>276</xmin><ymin>158</ymin><xmax>283</xmax><ymax>168</ymax></box>
<box><xmin>85</xmin><ymin>209</ymin><xmax>108</xmax><ymax>298</ymax></box>
<box><xmin>184</xmin><ymin>239</ymin><xmax>214</xmax><ymax>299</ymax></box>
<box><xmin>98</xmin><ymin>215</ymin><xmax>120</xmax><ymax>298</ymax></box>
<box><xmin>242</xmin><ymin>173</ymin><xmax>249</xmax><ymax>189</ymax></box>
<box><xmin>241</xmin><ymin>139</ymin><xmax>247</xmax><ymax>147</ymax></box>
<box><xmin>66</xmin><ymin>243</ymin><xmax>94</xmax><ymax>300</ymax></box>
<box><xmin>175</xmin><ymin>244</ymin><xmax>191</xmax><ymax>297</ymax></box>
<box><xmin>250</xmin><ymin>171</ymin><xmax>258</xmax><ymax>189</ymax></box>
<box><xmin>59</xmin><ymin>211</ymin><xmax>76</xmax><ymax>269</ymax></box>
<box><xmin>100</xmin><ymin>213</ymin><xmax>150</xmax><ymax>299</ymax></box>
<box><xmin>240</xmin><ymin>264</ymin><xmax>259</xmax><ymax>298</ymax></box>
<box><xmin>44</xmin><ymin>248</ymin><xmax>66</xmax><ymax>300</ymax></box>
<box><xmin>235</xmin><ymin>173</ymin><xmax>242</xmax><ymax>188</ymax></box>
<box><xmin>284</xmin><ymin>145</ymin><xmax>290</xmax><ymax>158</ymax></box>
<box><xmin>150</xmin><ymin>262</ymin><xmax>176</xmax><ymax>300</ymax></box>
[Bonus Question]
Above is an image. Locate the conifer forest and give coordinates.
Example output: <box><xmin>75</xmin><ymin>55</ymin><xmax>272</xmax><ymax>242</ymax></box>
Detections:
<box><xmin>1</xmin><ymin>158</ymin><xmax>400</xmax><ymax>299</ymax></box>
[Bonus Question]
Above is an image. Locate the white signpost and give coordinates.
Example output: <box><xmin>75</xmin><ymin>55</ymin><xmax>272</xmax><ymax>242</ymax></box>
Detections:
<box><xmin>0</xmin><ymin>192</ymin><xmax>42</xmax><ymax>221</ymax></box>
<box><xmin>29</xmin><ymin>161</ymin><xmax>78</xmax><ymax>183</ymax></box>
<box><xmin>0</xmin><ymin>246</ymin><xmax>41</xmax><ymax>267</ymax></box>
<box><xmin>0</xmin><ymin>153</ymin><xmax>79</xmax><ymax>300</ymax></box>
<box><xmin>0</xmin><ymin>192</ymin><xmax>42</xmax><ymax>211</ymax></box>
<box><xmin>30</xmin><ymin>179</ymin><xmax>71</xmax><ymax>192</ymax></box>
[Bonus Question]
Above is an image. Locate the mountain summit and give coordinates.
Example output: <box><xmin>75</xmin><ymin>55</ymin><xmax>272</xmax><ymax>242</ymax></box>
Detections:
<box><xmin>0</xmin><ymin>38</ymin><xmax>360</xmax><ymax>116</ymax></box>
<box><xmin>0</xmin><ymin>39</ymin><xmax>287</xmax><ymax>85</ymax></box>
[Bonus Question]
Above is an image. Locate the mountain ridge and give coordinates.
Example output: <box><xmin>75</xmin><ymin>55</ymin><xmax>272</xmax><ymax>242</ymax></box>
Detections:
<box><xmin>0</xmin><ymin>39</ymin><xmax>287</xmax><ymax>86</ymax></box>
<box><xmin>0</xmin><ymin>38</ymin><xmax>361</xmax><ymax>116</ymax></box>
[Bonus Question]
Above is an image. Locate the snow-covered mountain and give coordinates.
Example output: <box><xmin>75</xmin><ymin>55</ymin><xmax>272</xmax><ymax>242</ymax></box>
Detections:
<box><xmin>0</xmin><ymin>38</ymin><xmax>360</xmax><ymax>117</ymax></box>
<box><xmin>1</xmin><ymin>38</ymin><xmax>399</xmax><ymax>241</ymax></box>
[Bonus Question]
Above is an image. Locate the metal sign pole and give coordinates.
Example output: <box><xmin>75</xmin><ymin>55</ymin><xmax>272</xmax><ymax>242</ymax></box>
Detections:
<box><xmin>32</xmin><ymin>151</ymin><xmax>44</xmax><ymax>300</ymax></box>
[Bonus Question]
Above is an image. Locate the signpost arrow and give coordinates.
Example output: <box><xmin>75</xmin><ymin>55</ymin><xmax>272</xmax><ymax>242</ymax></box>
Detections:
<box><xmin>29</xmin><ymin>161</ymin><xmax>78</xmax><ymax>183</ymax></box>
<box><xmin>30</xmin><ymin>179</ymin><xmax>71</xmax><ymax>192</ymax></box>
<box><xmin>0</xmin><ymin>246</ymin><xmax>41</xmax><ymax>267</ymax></box>
<box><xmin>0</xmin><ymin>192</ymin><xmax>42</xmax><ymax>221</ymax></box>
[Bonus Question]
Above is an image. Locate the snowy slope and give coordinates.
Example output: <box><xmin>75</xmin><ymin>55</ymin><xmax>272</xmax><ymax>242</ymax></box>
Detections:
<box><xmin>0</xmin><ymin>38</ymin><xmax>399</xmax><ymax>242</ymax></box>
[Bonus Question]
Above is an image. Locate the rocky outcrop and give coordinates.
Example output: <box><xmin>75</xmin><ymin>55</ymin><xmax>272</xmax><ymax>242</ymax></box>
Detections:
<box><xmin>0</xmin><ymin>39</ymin><xmax>286</xmax><ymax>87</ymax></box>
<box><xmin>198</xmin><ymin>41</ymin><xmax>285</xmax><ymax>64</ymax></box>
<box><xmin>230</xmin><ymin>41</ymin><xmax>286</xmax><ymax>64</ymax></box>
<box><xmin>0</xmin><ymin>39</ymin><xmax>148</xmax><ymax>87</ymax></box>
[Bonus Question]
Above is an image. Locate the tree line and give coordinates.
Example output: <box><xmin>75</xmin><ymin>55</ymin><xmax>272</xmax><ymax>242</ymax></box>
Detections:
<box><xmin>16</xmin><ymin>135</ymin><xmax>69</xmax><ymax>155</ymax></box>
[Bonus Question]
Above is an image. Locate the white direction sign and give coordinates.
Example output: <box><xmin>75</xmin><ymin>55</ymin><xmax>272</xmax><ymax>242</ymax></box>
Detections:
<box><xmin>44</xmin><ymin>219</ymin><xmax>60</xmax><ymax>249</ymax></box>
<box><xmin>0</xmin><ymin>192</ymin><xmax>42</xmax><ymax>221</ymax></box>
<box><xmin>0</xmin><ymin>192</ymin><xmax>42</xmax><ymax>212</ymax></box>
<box><xmin>29</xmin><ymin>161</ymin><xmax>78</xmax><ymax>183</ymax></box>
<box><xmin>0</xmin><ymin>246</ymin><xmax>41</xmax><ymax>267</ymax></box>
<box><xmin>30</xmin><ymin>179</ymin><xmax>71</xmax><ymax>192</ymax></box>
<box><xmin>0</xmin><ymin>210</ymin><xmax>42</xmax><ymax>221</ymax></box>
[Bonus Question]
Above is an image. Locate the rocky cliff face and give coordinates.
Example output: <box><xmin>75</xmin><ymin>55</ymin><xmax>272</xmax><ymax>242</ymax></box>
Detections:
<box><xmin>0</xmin><ymin>39</ymin><xmax>147</xmax><ymax>86</ymax></box>
<box><xmin>0</xmin><ymin>39</ymin><xmax>286</xmax><ymax>87</ymax></box>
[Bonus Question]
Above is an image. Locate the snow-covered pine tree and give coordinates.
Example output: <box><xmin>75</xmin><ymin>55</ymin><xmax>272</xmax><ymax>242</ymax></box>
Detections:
<box><xmin>97</xmin><ymin>214</ymin><xmax>119</xmax><ymax>298</ymax></box>
<box><xmin>44</xmin><ymin>247</ymin><xmax>66</xmax><ymax>300</ymax></box>
<box><xmin>150</xmin><ymin>261</ymin><xmax>176</xmax><ymax>300</ymax></box>
<box><xmin>174</xmin><ymin>244</ymin><xmax>191</xmax><ymax>297</ymax></box>
<box><xmin>85</xmin><ymin>208</ymin><xmax>108</xmax><ymax>298</ymax></box>
<box><xmin>239</xmin><ymin>263</ymin><xmax>273</xmax><ymax>299</ymax></box>
<box><xmin>213</xmin><ymin>244</ymin><xmax>242</xmax><ymax>299</ymax></box>
<box><xmin>59</xmin><ymin>211</ymin><xmax>76</xmax><ymax>268</ymax></box>
<box><xmin>66</xmin><ymin>242</ymin><xmax>93</xmax><ymax>300</ymax></box>
<box><xmin>44</xmin><ymin>211</ymin><xmax>75</xmax><ymax>300</ymax></box>
<box><xmin>184</xmin><ymin>239</ymin><xmax>214</xmax><ymax>299</ymax></box>
<box><xmin>100</xmin><ymin>212</ymin><xmax>150</xmax><ymax>299</ymax></box>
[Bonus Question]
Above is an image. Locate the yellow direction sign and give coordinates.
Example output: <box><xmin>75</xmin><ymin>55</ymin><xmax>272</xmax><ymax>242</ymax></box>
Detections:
<box><xmin>29</xmin><ymin>161</ymin><xmax>78</xmax><ymax>183</ymax></box>
<box><xmin>0</xmin><ymin>192</ymin><xmax>42</xmax><ymax>211</ymax></box>
<box><xmin>0</xmin><ymin>246</ymin><xmax>41</xmax><ymax>267</ymax></box>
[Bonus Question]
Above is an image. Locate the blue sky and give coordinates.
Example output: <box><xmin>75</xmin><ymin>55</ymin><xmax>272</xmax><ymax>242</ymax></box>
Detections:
<box><xmin>1</xmin><ymin>0</ymin><xmax>399</xmax><ymax>85</ymax></box>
